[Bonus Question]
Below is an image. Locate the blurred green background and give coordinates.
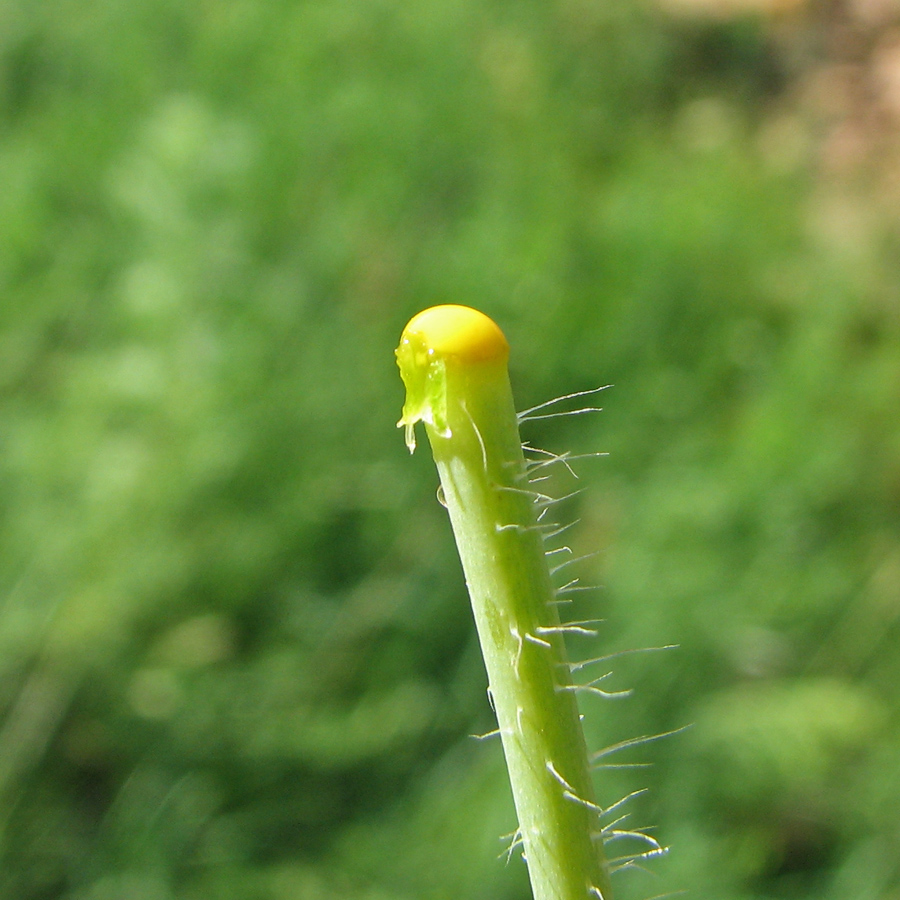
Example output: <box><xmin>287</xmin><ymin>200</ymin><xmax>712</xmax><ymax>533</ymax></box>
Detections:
<box><xmin>2</xmin><ymin>0</ymin><xmax>900</xmax><ymax>898</ymax></box>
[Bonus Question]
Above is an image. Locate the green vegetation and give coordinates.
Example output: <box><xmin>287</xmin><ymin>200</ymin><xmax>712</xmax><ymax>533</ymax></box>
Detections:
<box><xmin>1</xmin><ymin>2</ymin><xmax>899</xmax><ymax>899</ymax></box>
<box><xmin>396</xmin><ymin>304</ymin><xmax>615</xmax><ymax>900</ymax></box>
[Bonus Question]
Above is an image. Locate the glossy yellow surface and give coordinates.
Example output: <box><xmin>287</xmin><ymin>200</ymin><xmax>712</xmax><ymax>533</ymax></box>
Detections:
<box><xmin>395</xmin><ymin>306</ymin><xmax>510</xmax><ymax>452</ymax></box>
<box><xmin>398</xmin><ymin>305</ymin><xmax>509</xmax><ymax>364</ymax></box>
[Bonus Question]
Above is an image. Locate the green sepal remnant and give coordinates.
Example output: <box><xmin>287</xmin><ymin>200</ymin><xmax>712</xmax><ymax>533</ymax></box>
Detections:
<box><xmin>396</xmin><ymin>306</ymin><xmax>613</xmax><ymax>900</ymax></box>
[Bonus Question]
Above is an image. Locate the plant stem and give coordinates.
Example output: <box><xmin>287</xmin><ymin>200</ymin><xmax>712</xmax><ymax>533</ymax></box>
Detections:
<box><xmin>396</xmin><ymin>305</ymin><xmax>613</xmax><ymax>900</ymax></box>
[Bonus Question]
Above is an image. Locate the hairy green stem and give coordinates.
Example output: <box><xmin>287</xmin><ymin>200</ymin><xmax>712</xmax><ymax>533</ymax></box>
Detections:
<box><xmin>396</xmin><ymin>306</ymin><xmax>612</xmax><ymax>900</ymax></box>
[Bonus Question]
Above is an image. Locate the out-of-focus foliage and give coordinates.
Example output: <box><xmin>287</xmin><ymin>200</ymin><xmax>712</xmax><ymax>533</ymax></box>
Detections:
<box><xmin>1</xmin><ymin>0</ymin><xmax>899</xmax><ymax>898</ymax></box>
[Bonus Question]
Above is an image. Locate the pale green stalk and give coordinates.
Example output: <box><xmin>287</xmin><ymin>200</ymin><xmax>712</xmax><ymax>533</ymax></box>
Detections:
<box><xmin>396</xmin><ymin>305</ymin><xmax>613</xmax><ymax>900</ymax></box>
